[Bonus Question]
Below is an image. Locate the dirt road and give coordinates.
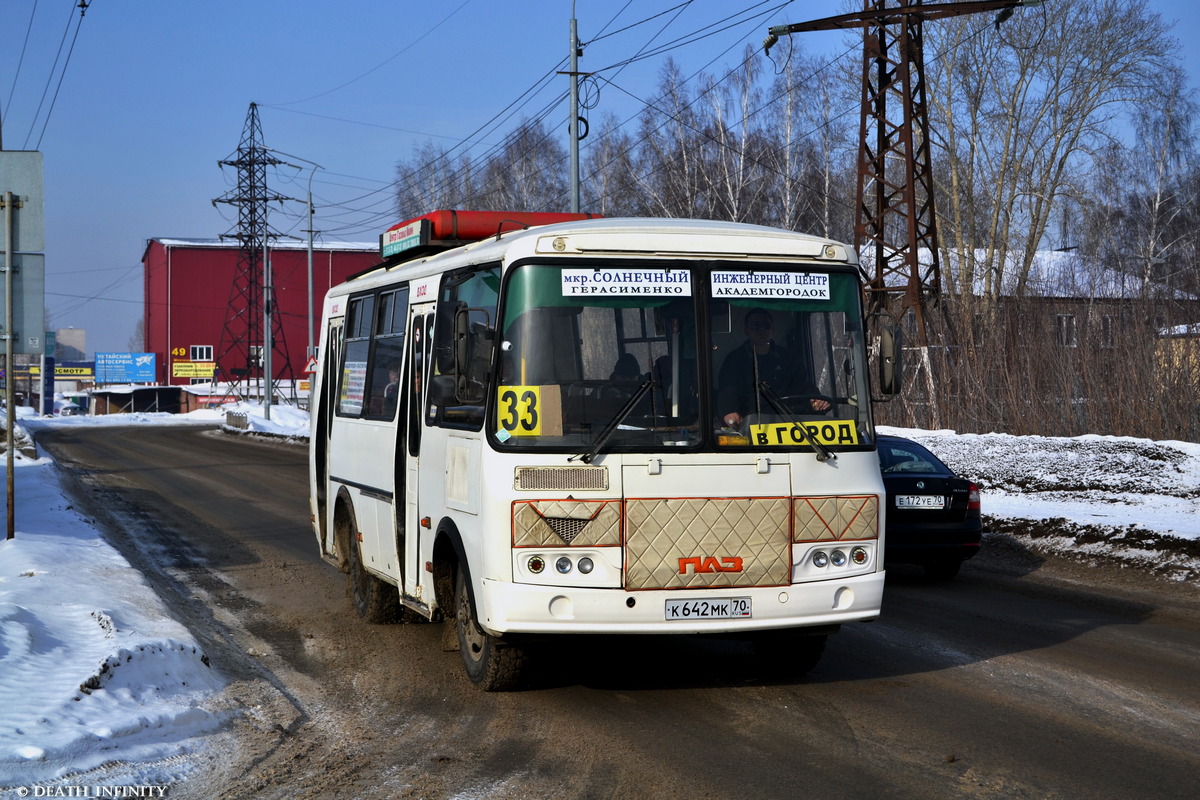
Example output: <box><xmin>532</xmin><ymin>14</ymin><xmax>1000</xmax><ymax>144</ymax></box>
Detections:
<box><xmin>37</xmin><ymin>425</ymin><xmax>1200</xmax><ymax>800</ymax></box>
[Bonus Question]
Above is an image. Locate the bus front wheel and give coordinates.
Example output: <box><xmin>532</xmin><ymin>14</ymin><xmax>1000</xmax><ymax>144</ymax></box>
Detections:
<box><xmin>455</xmin><ymin>569</ymin><xmax>525</xmax><ymax>691</ymax></box>
<box><xmin>347</xmin><ymin>529</ymin><xmax>399</xmax><ymax>624</ymax></box>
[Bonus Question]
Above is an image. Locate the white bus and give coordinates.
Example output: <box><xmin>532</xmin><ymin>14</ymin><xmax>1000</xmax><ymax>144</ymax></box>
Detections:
<box><xmin>309</xmin><ymin>211</ymin><xmax>898</xmax><ymax>690</ymax></box>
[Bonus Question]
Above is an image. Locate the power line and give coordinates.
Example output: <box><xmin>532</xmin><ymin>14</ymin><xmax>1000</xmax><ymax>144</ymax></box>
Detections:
<box><xmin>32</xmin><ymin>0</ymin><xmax>90</xmax><ymax>150</ymax></box>
<box><xmin>269</xmin><ymin>0</ymin><xmax>475</xmax><ymax>106</ymax></box>
<box><xmin>258</xmin><ymin>3</ymin><xmax>827</xmax><ymax>240</ymax></box>
<box><xmin>22</xmin><ymin>0</ymin><xmax>80</xmax><ymax>148</ymax></box>
<box><xmin>262</xmin><ymin>2</ymin><xmax>740</xmax><ymax>232</ymax></box>
<box><xmin>2</xmin><ymin>0</ymin><xmax>40</xmax><ymax>126</ymax></box>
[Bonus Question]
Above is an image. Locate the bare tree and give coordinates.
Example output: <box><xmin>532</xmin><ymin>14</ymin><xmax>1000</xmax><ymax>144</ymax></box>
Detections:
<box><xmin>1083</xmin><ymin>68</ymin><xmax>1198</xmax><ymax>297</ymax></box>
<box><xmin>127</xmin><ymin>318</ymin><xmax>145</xmax><ymax>352</ymax></box>
<box><xmin>764</xmin><ymin>45</ymin><xmax>857</xmax><ymax>239</ymax></box>
<box><xmin>698</xmin><ymin>47</ymin><xmax>776</xmax><ymax>223</ymax></box>
<box><xmin>581</xmin><ymin>113</ymin><xmax>640</xmax><ymax>217</ymax></box>
<box><xmin>631</xmin><ymin>58</ymin><xmax>708</xmax><ymax>218</ymax></box>
<box><xmin>395</xmin><ymin>140</ymin><xmax>477</xmax><ymax>219</ymax></box>
<box><xmin>475</xmin><ymin>119</ymin><xmax>568</xmax><ymax>211</ymax></box>
<box><xmin>928</xmin><ymin>0</ymin><xmax>1175</xmax><ymax>299</ymax></box>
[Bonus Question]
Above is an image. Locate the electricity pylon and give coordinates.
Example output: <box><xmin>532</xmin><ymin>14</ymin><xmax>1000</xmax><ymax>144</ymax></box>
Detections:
<box><xmin>767</xmin><ymin>0</ymin><xmax>1041</xmax><ymax>422</ymax></box>
<box><xmin>213</xmin><ymin>102</ymin><xmax>293</xmax><ymax>400</ymax></box>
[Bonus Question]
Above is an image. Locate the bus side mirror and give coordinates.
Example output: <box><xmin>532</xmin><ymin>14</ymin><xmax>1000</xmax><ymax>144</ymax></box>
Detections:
<box><xmin>454</xmin><ymin>308</ymin><xmax>471</xmax><ymax>397</ymax></box>
<box><xmin>434</xmin><ymin>301</ymin><xmax>462</xmax><ymax>373</ymax></box>
<box><xmin>454</xmin><ymin>307</ymin><xmax>470</xmax><ymax>372</ymax></box>
<box><xmin>428</xmin><ymin>374</ymin><xmax>457</xmax><ymax>406</ymax></box>
<box><xmin>879</xmin><ymin>323</ymin><xmax>902</xmax><ymax>395</ymax></box>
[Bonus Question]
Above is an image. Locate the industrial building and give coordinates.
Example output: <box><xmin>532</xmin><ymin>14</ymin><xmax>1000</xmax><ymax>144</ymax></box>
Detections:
<box><xmin>142</xmin><ymin>238</ymin><xmax>378</xmax><ymax>386</ymax></box>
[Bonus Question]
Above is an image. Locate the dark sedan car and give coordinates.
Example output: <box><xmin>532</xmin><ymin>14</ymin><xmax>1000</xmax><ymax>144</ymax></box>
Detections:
<box><xmin>877</xmin><ymin>434</ymin><xmax>982</xmax><ymax>580</ymax></box>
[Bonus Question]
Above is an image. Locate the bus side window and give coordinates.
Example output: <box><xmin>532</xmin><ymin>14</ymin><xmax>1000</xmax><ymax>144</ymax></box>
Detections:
<box><xmin>426</xmin><ymin>266</ymin><xmax>500</xmax><ymax>431</ymax></box>
<box><xmin>337</xmin><ymin>294</ymin><xmax>375</xmax><ymax>416</ymax></box>
<box><xmin>368</xmin><ymin>288</ymin><xmax>408</xmax><ymax>419</ymax></box>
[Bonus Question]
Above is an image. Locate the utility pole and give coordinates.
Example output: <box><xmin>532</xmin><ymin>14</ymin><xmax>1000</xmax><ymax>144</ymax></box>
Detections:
<box><xmin>3</xmin><ymin>190</ymin><xmax>15</xmax><ymax>540</ymax></box>
<box><xmin>766</xmin><ymin>0</ymin><xmax>1042</xmax><ymax>426</ymax></box>
<box><xmin>0</xmin><ymin>150</ymin><xmax>46</xmax><ymax>542</ymax></box>
<box><xmin>560</xmin><ymin>2</ymin><xmax>589</xmax><ymax>212</ymax></box>
<box><xmin>270</xmin><ymin>151</ymin><xmax>323</xmax><ymax>361</ymax></box>
<box><xmin>263</xmin><ymin>240</ymin><xmax>272</xmax><ymax>420</ymax></box>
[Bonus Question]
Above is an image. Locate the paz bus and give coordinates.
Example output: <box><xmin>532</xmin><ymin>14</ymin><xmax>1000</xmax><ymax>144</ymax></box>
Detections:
<box><xmin>309</xmin><ymin>210</ymin><xmax>898</xmax><ymax>690</ymax></box>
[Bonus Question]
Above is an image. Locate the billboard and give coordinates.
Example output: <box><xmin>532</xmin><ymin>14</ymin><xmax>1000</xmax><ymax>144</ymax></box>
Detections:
<box><xmin>96</xmin><ymin>352</ymin><xmax>157</xmax><ymax>384</ymax></box>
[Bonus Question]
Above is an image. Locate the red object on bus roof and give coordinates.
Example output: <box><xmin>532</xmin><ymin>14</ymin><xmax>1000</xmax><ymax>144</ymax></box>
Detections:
<box><xmin>384</xmin><ymin>210</ymin><xmax>602</xmax><ymax>243</ymax></box>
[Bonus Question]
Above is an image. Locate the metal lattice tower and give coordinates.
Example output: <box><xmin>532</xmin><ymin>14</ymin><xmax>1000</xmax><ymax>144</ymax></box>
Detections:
<box><xmin>213</xmin><ymin>102</ymin><xmax>292</xmax><ymax>398</ymax></box>
<box><xmin>768</xmin><ymin>0</ymin><xmax>1034</xmax><ymax>341</ymax></box>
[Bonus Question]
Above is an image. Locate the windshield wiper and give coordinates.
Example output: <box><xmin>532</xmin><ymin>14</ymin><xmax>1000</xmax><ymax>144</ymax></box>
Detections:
<box><xmin>757</xmin><ymin>382</ymin><xmax>836</xmax><ymax>463</ymax></box>
<box><xmin>570</xmin><ymin>379</ymin><xmax>655</xmax><ymax>464</ymax></box>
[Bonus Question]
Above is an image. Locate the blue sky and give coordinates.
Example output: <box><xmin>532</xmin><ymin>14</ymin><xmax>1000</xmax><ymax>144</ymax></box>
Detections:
<box><xmin>3</xmin><ymin>0</ymin><xmax>1199</xmax><ymax>357</ymax></box>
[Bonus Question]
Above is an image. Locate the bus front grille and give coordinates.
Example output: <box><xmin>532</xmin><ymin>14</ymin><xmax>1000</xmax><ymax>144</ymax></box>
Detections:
<box><xmin>514</xmin><ymin>466</ymin><xmax>609</xmax><ymax>492</ymax></box>
<box><xmin>624</xmin><ymin>497</ymin><xmax>791</xmax><ymax>590</ymax></box>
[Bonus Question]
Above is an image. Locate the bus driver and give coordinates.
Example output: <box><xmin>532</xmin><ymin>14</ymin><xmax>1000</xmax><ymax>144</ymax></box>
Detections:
<box><xmin>717</xmin><ymin>308</ymin><xmax>830</xmax><ymax>429</ymax></box>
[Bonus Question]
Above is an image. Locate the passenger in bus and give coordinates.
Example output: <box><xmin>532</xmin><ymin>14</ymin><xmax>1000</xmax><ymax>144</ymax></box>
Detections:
<box><xmin>609</xmin><ymin>352</ymin><xmax>643</xmax><ymax>385</ymax></box>
<box><xmin>383</xmin><ymin>359</ymin><xmax>402</xmax><ymax>416</ymax></box>
<box><xmin>596</xmin><ymin>353</ymin><xmax>645</xmax><ymax>416</ymax></box>
<box><xmin>717</xmin><ymin>308</ymin><xmax>830</xmax><ymax>429</ymax></box>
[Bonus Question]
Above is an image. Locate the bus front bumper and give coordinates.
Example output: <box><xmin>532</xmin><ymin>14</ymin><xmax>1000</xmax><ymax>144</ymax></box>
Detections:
<box><xmin>476</xmin><ymin>571</ymin><xmax>885</xmax><ymax>636</ymax></box>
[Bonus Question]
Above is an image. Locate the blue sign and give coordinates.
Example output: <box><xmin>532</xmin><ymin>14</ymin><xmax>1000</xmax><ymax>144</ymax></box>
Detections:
<box><xmin>96</xmin><ymin>352</ymin><xmax>157</xmax><ymax>384</ymax></box>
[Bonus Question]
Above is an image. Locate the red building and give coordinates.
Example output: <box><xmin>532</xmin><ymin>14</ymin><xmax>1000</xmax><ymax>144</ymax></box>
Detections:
<box><xmin>143</xmin><ymin>238</ymin><xmax>379</xmax><ymax>386</ymax></box>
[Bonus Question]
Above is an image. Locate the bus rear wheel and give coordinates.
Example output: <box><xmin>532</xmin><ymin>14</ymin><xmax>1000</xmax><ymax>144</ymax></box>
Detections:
<box><xmin>347</xmin><ymin>531</ymin><xmax>399</xmax><ymax>624</ymax></box>
<box><xmin>455</xmin><ymin>568</ymin><xmax>524</xmax><ymax>691</ymax></box>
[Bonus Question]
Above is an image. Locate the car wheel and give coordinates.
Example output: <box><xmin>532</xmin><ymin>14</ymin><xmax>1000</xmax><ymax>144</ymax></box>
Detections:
<box><xmin>347</xmin><ymin>532</ymin><xmax>400</xmax><ymax>623</ymax></box>
<box><xmin>924</xmin><ymin>557</ymin><xmax>963</xmax><ymax>581</ymax></box>
<box><xmin>455</xmin><ymin>568</ymin><xmax>524</xmax><ymax>691</ymax></box>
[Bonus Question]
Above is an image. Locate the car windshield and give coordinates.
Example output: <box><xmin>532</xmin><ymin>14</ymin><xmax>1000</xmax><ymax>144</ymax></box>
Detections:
<box><xmin>492</xmin><ymin>262</ymin><xmax>874</xmax><ymax>453</ymax></box>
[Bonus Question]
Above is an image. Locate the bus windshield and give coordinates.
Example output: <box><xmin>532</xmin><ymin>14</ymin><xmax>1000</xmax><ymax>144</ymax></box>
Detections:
<box><xmin>492</xmin><ymin>262</ymin><xmax>873</xmax><ymax>452</ymax></box>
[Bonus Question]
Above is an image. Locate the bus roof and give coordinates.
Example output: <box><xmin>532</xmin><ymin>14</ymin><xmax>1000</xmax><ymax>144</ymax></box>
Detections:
<box><xmin>327</xmin><ymin>216</ymin><xmax>857</xmax><ymax>299</ymax></box>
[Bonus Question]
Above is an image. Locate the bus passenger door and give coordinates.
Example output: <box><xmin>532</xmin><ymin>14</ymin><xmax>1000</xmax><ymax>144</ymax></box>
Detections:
<box><xmin>313</xmin><ymin>317</ymin><xmax>343</xmax><ymax>556</ymax></box>
<box><xmin>402</xmin><ymin>303</ymin><xmax>434</xmax><ymax>601</ymax></box>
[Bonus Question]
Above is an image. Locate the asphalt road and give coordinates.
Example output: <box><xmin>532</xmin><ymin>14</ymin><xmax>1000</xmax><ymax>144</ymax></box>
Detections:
<box><xmin>36</xmin><ymin>424</ymin><xmax>1200</xmax><ymax>800</ymax></box>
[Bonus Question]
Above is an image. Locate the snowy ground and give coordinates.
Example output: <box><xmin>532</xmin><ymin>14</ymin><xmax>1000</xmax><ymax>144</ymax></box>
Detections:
<box><xmin>0</xmin><ymin>403</ymin><xmax>1196</xmax><ymax>791</ymax></box>
<box><xmin>0</xmin><ymin>403</ymin><xmax>307</xmax><ymax>792</ymax></box>
<box><xmin>880</xmin><ymin>425</ymin><xmax>1200</xmax><ymax>580</ymax></box>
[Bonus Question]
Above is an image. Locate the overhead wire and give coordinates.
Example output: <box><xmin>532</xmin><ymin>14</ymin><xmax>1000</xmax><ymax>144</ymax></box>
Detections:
<box><xmin>256</xmin><ymin>1</ymin><xmax>855</xmax><ymax>239</ymax></box>
<box><xmin>507</xmin><ymin>0</ymin><xmax>798</xmax><ymax>212</ymax></box>
<box><xmin>2</xmin><ymin>0</ymin><xmax>40</xmax><ymax>124</ymax></box>
<box><xmin>269</xmin><ymin>0</ymin><xmax>475</xmax><ymax>106</ymax></box>
<box><xmin>577</xmin><ymin>9</ymin><xmax>1018</xmax><ymax>219</ymax></box>
<box><xmin>257</xmin><ymin>56</ymin><xmax>569</xmax><ymax>233</ymax></box>
<box><xmin>21</xmin><ymin>0</ymin><xmax>79</xmax><ymax>148</ymax></box>
<box><xmin>32</xmin><ymin>0</ymin><xmax>90</xmax><ymax>149</ymax></box>
<box><xmin>51</xmin><ymin>261</ymin><xmax>140</xmax><ymax>317</ymax></box>
<box><xmin>385</xmin><ymin>0</ymin><xmax>707</xmax><ymax>215</ymax></box>
<box><xmin>258</xmin><ymin>2</ymin><xmax>725</xmax><ymax>234</ymax></box>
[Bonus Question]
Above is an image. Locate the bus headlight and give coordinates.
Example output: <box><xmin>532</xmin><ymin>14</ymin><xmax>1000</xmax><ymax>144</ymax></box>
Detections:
<box><xmin>851</xmin><ymin>547</ymin><xmax>869</xmax><ymax>566</ymax></box>
<box><xmin>577</xmin><ymin>557</ymin><xmax>594</xmax><ymax>574</ymax></box>
<box><xmin>527</xmin><ymin>555</ymin><xmax>545</xmax><ymax>574</ymax></box>
<box><xmin>555</xmin><ymin>556</ymin><xmax>573</xmax><ymax>574</ymax></box>
<box><xmin>812</xmin><ymin>551</ymin><xmax>829</xmax><ymax>568</ymax></box>
<box><xmin>830</xmin><ymin>549</ymin><xmax>847</xmax><ymax>567</ymax></box>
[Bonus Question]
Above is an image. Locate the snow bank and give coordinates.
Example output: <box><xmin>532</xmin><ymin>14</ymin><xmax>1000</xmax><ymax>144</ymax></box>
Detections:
<box><xmin>0</xmin><ymin>457</ymin><xmax>225</xmax><ymax>788</ymax></box>
<box><xmin>881</xmin><ymin>425</ymin><xmax>1200</xmax><ymax>579</ymax></box>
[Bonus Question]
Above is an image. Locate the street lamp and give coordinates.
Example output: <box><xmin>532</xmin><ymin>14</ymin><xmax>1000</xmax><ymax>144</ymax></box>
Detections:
<box><xmin>269</xmin><ymin>150</ymin><xmax>324</xmax><ymax>360</ymax></box>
